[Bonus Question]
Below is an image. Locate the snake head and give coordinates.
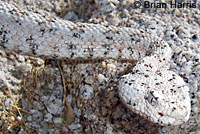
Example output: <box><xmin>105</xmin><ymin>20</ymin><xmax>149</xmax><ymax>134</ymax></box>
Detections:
<box><xmin>118</xmin><ymin>44</ymin><xmax>191</xmax><ymax>126</ymax></box>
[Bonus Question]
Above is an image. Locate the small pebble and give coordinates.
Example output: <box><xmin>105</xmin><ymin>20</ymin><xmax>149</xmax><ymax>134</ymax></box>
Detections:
<box><xmin>68</xmin><ymin>123</ymin><xmax>82</xmax><ymax>131</ymax></box>
<box><xmin>97</xmin><ymin>74</ymin><xmax>108</xmax><ymax>82</ymax></box>
<box><xmin>53</xmin><ymin>117</ymin><xmax>63</xmax><ymax>124</ymax></box>
<box><xmin>44</xmin><ymin>113</ymin><xmax>53</xmax><ymax>122</ymax></box>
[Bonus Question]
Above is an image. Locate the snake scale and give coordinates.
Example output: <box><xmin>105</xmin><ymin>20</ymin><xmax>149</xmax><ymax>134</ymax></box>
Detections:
<box><xmin>0</xmin><ymin>1</ymin><xmax>191</xmax><ymax>126</ymax></box>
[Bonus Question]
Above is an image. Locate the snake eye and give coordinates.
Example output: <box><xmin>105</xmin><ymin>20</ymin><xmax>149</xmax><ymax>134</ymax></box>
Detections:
<box><xmin>145</xmin><ymin>91</ymin><xmax>158</xmax><ymax>106</ymax></box>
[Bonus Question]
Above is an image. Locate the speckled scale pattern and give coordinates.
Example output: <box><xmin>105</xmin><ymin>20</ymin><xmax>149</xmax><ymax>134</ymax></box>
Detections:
<box><xmin>0</xmin><ymin>1</ymin><xmax>191</xmax><ymax>126</ymax></box>
<box><xmin>0</xmin><ymin>1</ymin><xmax>160</xmax><ymax>60</ymax></box>
<box><xmin>119</xmin><ymin>44</ymin><xmax>191</xmax><ymax>125</ymax></box>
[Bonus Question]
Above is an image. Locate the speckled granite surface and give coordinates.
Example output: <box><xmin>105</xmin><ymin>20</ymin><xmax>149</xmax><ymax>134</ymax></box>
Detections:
<box><xmin>0</xmin><ymin>0</ymin><xmax>200</xmax><ymax>134</ymax></box>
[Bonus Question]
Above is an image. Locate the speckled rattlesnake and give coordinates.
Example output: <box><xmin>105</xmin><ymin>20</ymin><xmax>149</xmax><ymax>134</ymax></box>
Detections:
<box><xmin>0</xmin><ymin>1</ymin><xmax>191</xmax><ymax>126</ymax></box>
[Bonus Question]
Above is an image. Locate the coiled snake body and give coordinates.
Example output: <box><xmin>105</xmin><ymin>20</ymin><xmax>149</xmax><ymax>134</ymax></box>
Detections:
<box><xmin>0</xmin><ymin>1</ymin><xmax>191</xmax><ymax>126</ymax></box>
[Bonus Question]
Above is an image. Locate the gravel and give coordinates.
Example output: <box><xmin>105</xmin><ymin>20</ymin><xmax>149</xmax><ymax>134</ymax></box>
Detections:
<box><xmin>0</xmin><ymin>0</ymin><xmax>200</xmax><ymax>134</ymax></box>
